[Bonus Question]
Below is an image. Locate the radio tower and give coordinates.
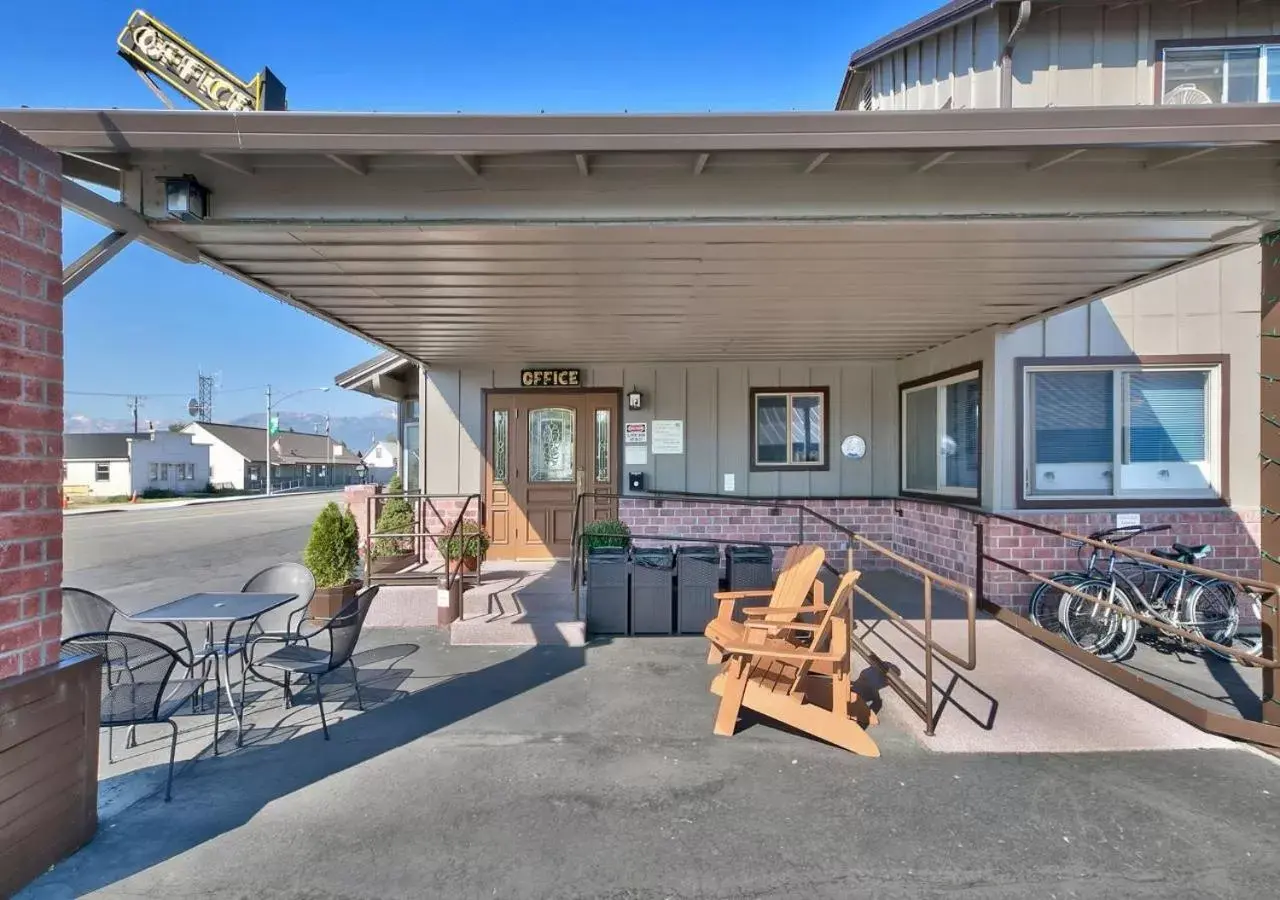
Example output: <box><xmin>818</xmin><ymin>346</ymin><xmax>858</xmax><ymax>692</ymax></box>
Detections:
<box><xmin>196</xmin><ymin>371</ymin><xmax>215</xmax><ymax>422</ymax></box>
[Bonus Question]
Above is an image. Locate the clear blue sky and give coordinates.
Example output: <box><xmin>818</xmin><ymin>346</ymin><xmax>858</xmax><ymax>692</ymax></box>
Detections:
<box><xmin>0</xmin><ymin>0</ymin><xmax>935</xmax><ymax>425</ymax></box>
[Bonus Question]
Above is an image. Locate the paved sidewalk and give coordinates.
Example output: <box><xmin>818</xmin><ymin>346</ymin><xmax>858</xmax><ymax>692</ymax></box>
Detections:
<box><xmin>19</xmin><ymin>629</ymin><xmax>1280</xmax><ymax>899</ymax></box>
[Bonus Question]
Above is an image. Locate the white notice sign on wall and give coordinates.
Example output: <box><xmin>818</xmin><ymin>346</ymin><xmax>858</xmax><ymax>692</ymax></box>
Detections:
<box><xmin>625</xmin><ymin>446</ymin><xmax>648</xmax><ymax>465</ymax></box>
<box><xmin>651</xmin><ymin>420</ymin><xmax>684</xmax><ymax>454</ymax></box>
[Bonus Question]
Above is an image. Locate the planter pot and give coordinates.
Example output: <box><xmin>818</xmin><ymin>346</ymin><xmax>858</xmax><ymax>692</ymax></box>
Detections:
<box><xmin>371</xmin><ymin>553</ymin><xmax>415</xmax><ymax>575</ymax></box>
<box><xmin>446</xmin><ymin>555</ymin><xmax>480</xmax><ymax>573</ymax></box>
<box><xmin>310</xmin><ymin>580</ymin><xmax>360</xmax><ymax>619</ymax></box>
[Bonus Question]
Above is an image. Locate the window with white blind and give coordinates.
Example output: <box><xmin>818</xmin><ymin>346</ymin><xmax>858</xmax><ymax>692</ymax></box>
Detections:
<box><xmin>1023</xmin><ymin>363</ymin><xmax>1221</xmax><ymax>502</ymax></box>
<box><xmin>900</xmin><ymin>368</ymin><xmax>981</xmax><ymax>499</ymax></box>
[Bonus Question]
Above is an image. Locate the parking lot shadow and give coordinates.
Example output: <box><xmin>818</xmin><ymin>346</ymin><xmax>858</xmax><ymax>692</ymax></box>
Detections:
<box><xmin>21</xmin><ymin>640</ymin><xmax>585</xmax><ymax>898</ymax></box>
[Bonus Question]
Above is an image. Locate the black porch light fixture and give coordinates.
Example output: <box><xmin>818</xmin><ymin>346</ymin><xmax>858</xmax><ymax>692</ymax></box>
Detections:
<box><xmin>627</xmin><ymin>387</ymin><xmax>643</xmax><ymax>411</ymax></box>
<box><xmin>162</xmin><ymin>174</ymin><xmax>210</xmax><ymax>222</ymax></box>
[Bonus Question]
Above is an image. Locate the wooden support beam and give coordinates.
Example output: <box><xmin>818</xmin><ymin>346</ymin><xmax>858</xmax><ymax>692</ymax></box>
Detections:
<box><xmin>693</xmin><ymin>152</ymin><xmax>710</xmax><ymax>176</ymax></box>
<box><xmin>915</xmin><ymin>151</ymin><xmax>954</xmax><ymax>173</ymax></box>
<box><xmin>325</xmin><ymin>154</ymin><xmax>368</xmax><ymax>175</ymax></box>
<box><xmin>575</xmin><ymin>153</ymin><xmax>591</xmax><ymax>176</ymax></box>
<box><xmin>63</xmin><ymin>231</ymin><xmax>134</xmax><ymax>295</ymax></box>
<box><xmin>453</xmin><ymin>154</ymin><xmax>482</xmax><ymax>177</ymax></box>
<box><xmin>1027</xmin><ymin>148</ymin><xmax>1087</xmax><ymax>172</ymax></box>
<box><xmin>803</xmin><ymin>152</ymin><xmax>830</xmax><ymax>174</ymax></box>
<box><xmin>200</xmin><ymin>152</ymin><xmax>255</xmax><ymax>177</ymax></box>
<box><xmin>1144</xmin><ymin>146</ymin><xmax>1220</xmax><ymax>170</ymax></box>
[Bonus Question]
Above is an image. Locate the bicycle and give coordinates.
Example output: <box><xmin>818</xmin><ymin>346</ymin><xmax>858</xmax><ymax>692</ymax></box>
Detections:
<box><xmin>1058</xmin><ymin>538</ymin><xmax>1247</xmax><ymax>663</ymax></box>
<box><xmin>1025</xmin><ymin>524</ymin><xmax>1167</xmax><ymax>641</ymax></box>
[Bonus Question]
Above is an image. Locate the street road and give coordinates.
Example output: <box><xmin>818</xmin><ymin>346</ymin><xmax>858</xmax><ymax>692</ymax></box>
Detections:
<box><xmin>63</xmin><ymin>493</ymin><xmax>335</xmax><ymax>615</ymax></box>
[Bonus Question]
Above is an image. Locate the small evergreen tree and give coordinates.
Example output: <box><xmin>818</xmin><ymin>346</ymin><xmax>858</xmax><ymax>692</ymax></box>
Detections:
<box><xmin>372</xmin><ymin>474</ymin><xmax>415</xmax><ymax>558</ymax></box>
<box><xmin>304</xmin><ymin>501</ymin><xmax>360</xmax><ymax>588</ymax></box>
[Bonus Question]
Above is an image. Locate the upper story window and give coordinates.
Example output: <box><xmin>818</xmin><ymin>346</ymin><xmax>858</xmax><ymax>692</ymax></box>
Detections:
<box><xmin>750</xmin><ymin>388</ymin><xmax>828</xmax><ymax>471</ymax></box>
<box><xmin>1162</xmin><ymin>42</ymin><xmax>1280</xmax><ymax>104</ymax></box>
<box><xmin>1020</xmin><ymin>359</ymin><xmax>1223</xmax><ymax>506</ymax></box>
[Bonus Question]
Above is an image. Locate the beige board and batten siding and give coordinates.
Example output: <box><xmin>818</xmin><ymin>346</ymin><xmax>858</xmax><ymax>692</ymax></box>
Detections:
<box><xmin>856</xmin><ymin>0</ymin><xmax>1280</xmax><ymax>111</ymax></box>
<box><xmin>991</xmin><ymin>246</ymin><xmax>1260</xmax><ymax>511</ymax></box>
<box><xmin>420</xmin><ymin>363</ymin><xmax>902</xmax><ymax>499</ymax></box>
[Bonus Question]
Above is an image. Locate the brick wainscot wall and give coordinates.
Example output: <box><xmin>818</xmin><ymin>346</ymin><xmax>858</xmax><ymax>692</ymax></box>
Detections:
<box><xmin>619</xmin><ymin>497</ymin><xmax>1260</xmax><ymax>612</ymax></box>
<box><xmin>0</xmin><ymin>121</ymin><xmax>101</xmax><ymax>897</ymax></box>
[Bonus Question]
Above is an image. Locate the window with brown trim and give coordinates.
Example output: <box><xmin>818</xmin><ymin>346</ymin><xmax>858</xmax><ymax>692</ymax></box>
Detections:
<box><xmin>1020</xmin><ymin>359</ymin><xmax>1224</xmax><ymax>504</ymax></box>
<box><xmin>750</xmin><ymin>387</ymin><xmax>829</xmax><ymax>471</ymax></box>
<box><xmin>899</xmin><ymin>367</ymin><xmax>981</xmax><ymax>499</ymax></box>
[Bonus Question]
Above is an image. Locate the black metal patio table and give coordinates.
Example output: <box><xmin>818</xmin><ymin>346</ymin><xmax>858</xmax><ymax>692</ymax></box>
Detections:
<box><xmin>130</xmin><ymin>592</ymin><xmax>297</xmax><ymax>750</ymax></box>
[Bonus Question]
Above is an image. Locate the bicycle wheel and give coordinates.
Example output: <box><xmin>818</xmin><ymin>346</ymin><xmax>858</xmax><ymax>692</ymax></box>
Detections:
<box><xmin>1058</xmin><ymin>578</ymin><xmax>1138</xmax><ymax>661</ymax></box>
<box><xmin>1027</xmin><ymin>572</ymin><xmax>1087</xmax><ymax>634</ymax></box>
<box><xmin>1181</xmin><ymin>579</ymin><xmax>1242</xmax><ymax>662</ymax></box>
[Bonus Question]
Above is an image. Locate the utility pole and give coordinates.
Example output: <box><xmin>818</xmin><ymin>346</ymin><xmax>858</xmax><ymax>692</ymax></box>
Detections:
<box><xmin>126</xmin><ymin>395</ymin><xmax>144</xmax><ymax>434</ymax></box>
<box><xmin>326</xmin><ymin>414</ymin><xmax>332</xmax><ymax>487</ymax></box>
<box><xmin>265</xmin><ymin>384</ymin><xmax>272</xmax><ymax>496</ymax></box>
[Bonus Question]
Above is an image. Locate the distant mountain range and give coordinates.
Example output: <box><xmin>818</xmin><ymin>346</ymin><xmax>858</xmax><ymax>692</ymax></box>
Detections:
<box><xmin>65</xmin><ymin>409</ymin><xmax>398</xmax><ymax>456</ymax></box>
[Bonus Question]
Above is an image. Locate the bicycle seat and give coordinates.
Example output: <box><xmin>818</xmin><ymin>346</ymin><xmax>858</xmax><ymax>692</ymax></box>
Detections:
<box><xmin>1172</xmin><ymin>543</ymin><xmax>1212</xmax><ymax>559</ymax></box>
<box><xmin>1149</xmin><ymin>548</ymin><xmax>1181</xmax><ymax>560</ymax></box>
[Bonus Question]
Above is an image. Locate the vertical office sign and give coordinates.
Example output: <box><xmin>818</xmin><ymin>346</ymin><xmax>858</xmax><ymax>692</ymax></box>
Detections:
<box><xmin>117</xmin><ymin>10</ymin><xmax>287</xmax><ymax>112</ymax></box>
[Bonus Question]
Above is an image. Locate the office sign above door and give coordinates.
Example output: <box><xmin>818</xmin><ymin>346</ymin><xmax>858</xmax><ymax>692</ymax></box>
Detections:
<box><xmin>117</xmin><ymin>10</ymin><xmax>287</xmax><ymax>112</ymax></box>
<box><xmin>520</xmin><ymin>369</ymin><xmax>582</xmax><ymax>387</ymax></box>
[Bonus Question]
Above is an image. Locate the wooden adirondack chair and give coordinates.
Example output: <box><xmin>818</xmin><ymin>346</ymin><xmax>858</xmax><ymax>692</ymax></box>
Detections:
<box><xmin>705</xmin><ymin>569</ymin><xmax>879</xmax><ymax>758</ymax></box>
<box><xmin>706</xmin><ymin>544</ymin><xmax>826</xmax><ymax>664</ymax></box>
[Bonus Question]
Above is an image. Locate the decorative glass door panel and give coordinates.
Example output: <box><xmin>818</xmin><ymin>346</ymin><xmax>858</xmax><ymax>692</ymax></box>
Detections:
<box><xmin>484</xmin><ymin>393</ymin><xmax>618</xmax><ymax>560</ymax></box>
<box><xmin>529</xmin><ymin>408</ymin><xmax>576</xmax><ymax>482</ymax></box>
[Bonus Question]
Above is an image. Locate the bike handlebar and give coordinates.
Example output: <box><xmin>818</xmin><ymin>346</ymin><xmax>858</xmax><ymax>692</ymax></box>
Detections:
<box><xmin>1083</xmin><ymin>524</ymin><xmax>1172</xmax><ymax>544</ymax></box>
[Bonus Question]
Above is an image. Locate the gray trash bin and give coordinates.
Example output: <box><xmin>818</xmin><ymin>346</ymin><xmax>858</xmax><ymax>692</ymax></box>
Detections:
<box><xmin>631</xmin><ymin>546</ymin><xmax>675</xmax><ymax>635</ymax></box>
<box><xmin>726</xmin><ymin>545</ymin><xmax>773</xmax><ymax>621</ymax></box>
<box><xmin>586</xmin><ymin>547</ymin><xmax>629</xmax><ymax>636</ymax></box>
<box><xmin>676</xmin><ymin>545</ymin><xmax>721</xmax><ymax>634</ymax></box>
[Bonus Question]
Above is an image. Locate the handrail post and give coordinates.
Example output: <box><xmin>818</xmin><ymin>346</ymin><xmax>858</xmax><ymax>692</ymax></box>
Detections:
<box><xmin>974</xmin><ymin>518</ymin><xmax>985</xmax><ymax>604</ymax></box>
<box><xmin>1265</xmin><ymin>591</ymin><xmax>1279</xmax><ymax>725</ymax></box>
<box><xmin>924</xmin><ymin>576</ymin><xmax>935</xmax><ymax>737</ymax></box>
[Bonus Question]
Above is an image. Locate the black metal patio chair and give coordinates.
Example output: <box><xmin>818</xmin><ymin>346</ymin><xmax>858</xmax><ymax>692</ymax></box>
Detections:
<box><xmin>61</xmin><ymin>631</ymin><xmax>210</xmax><ymax>801</ymax></box>
<box><xmin>63</xmin><ymin>587</ymin><xmax>205</xmax><ymax>726</ymax></box>
<box><xmin>240</xmin><ymin>563</ymin><xmax>316</xmax><ymax>639</ymax></box>
<box><xmin>244</xmin><ymin>586</ymin><xmax>380</xmax><ymax>739</ymax></box>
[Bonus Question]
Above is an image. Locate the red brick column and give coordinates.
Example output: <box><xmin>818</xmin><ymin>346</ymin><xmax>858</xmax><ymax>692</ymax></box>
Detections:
<box><xmin>0</xmin><ymin>122</ymin><xmax>63</xmax><ymax>678</ymax></box>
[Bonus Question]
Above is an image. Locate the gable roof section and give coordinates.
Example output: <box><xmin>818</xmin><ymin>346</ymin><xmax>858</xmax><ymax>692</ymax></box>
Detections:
<box><xmin>64</xmin><ymin>433</ymin><xmax>131</xmax><ymax>460</ymax></box>
<box><xmin>193</xmin><ymin>422</ymin><xmax>358</xmax><ymax>465</ymax></box>
<box><xmin>837</xmin><ymin>0</ymin><xmax>1009</xmax><ymax>108</ymax></box>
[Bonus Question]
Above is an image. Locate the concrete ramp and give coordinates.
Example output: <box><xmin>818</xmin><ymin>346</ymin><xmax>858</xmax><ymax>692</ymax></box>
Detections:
<box><xmin>450</xmin><ymin>561</ymin><xmax>585</xmax><ymax>647</ymax></box>
<box><xmin>852</xmin><ymin>571</ymin><xmax>1236</xmax><ymax>754</ymax></box>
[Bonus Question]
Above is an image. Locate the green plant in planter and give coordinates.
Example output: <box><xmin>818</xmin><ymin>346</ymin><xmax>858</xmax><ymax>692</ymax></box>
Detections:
<box><xmin>304</xmin><ymin>501</ymin><xmax>361</xmax><ymax>588</ymax></box>
<box><xmin>582</xmin><ymin>518</ymin><xmax>631</xmax><ymax>552</ymax></box>
<box><xmin>440</xmin><ymin>520</ymin><xmax>490</xmax><ymax>561</ymax></box>
<box><xmin>372</xmin><ymin>474</ymin><xmax>415</xmax><ymax>558</ymax></box>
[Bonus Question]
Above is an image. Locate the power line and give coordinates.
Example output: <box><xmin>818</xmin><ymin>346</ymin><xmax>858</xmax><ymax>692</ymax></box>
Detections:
<box><xmin>65</xmin><ymin>385</ymin><xmax>267</xmax><ymax>398</ymax></box>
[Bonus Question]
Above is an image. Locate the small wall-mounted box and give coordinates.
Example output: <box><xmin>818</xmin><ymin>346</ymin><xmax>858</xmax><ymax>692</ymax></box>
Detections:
<box><xmin>628</xmin><ymin>471</ymin><xmax>646</xmax><ymax>492</ymax></box>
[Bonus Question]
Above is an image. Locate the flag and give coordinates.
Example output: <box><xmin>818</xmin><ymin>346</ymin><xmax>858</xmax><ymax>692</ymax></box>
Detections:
<box><xmin>269</xmin><ymin>415</ymin><xmax>280</xmax><ymax>436</ymax></box>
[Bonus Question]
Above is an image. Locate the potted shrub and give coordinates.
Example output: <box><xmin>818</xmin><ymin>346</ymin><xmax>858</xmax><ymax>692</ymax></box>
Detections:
<box><xmin>441</xmin><ymin>520</ymin><xmax>490</xmax><ymax>572</ymax></box>
<box><xmin>582</xmin><ymin>518</ymin><xmax>632</xmax><ymax>552</ymax></box>
<box><xmin>371</xmin><ymin>475</ymin><xmax>416</xmax><ymax>574</ymax></box>
<box><xmin>304</xmin><ymin>501</ymin><xmax>362</xmax><ymax>618</ymax></box>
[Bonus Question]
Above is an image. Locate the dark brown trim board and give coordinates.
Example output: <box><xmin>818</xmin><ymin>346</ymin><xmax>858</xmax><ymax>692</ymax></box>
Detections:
<box><xmin>0</xmin><ymin>655</ymin><xmax>101</xmax><ymax>897</ymax></box>
<box><xmin>1013</xmin><ymin>355</ymin><xmax>1230</xmax><ymax>510</ymax></box>
<box><xmin>748</xmin><ymin>386</ymin><xmax>832</xmax><ymax>473</ymax></box>
<box><xmin>898</xmin><ymin>362</ymin><xmax>984</xmax><ymax>503</ymax></box>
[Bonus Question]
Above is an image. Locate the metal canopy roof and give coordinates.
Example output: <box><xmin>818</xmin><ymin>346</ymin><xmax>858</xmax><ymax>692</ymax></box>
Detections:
<box><xmin>5</xmin><ymin>105</ymin><xmax>1280</xmax><ymax>365</ymax></box>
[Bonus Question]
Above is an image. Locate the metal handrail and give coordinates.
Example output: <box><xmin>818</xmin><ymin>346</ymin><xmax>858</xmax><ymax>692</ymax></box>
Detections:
<box><xmin>363</xmin><ymin>491</ymin><xmax>481</xmax><ymax>590</ymax></box>
<box><xmin>569</xmin><ymin>489</ymin><xmax>978</xmax><ymax>737</ymax></box>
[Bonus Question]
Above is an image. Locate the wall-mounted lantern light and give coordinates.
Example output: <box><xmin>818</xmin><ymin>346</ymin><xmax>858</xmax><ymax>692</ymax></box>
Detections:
<box><xmin>162</xmin><ymin>174</ymin><xmax>210</xmax><ymax>222</ymax></box>
<box><xmin>627</xmin><ymin>388</ymin><xmax>643</xmax><ymax>411</ymax></box>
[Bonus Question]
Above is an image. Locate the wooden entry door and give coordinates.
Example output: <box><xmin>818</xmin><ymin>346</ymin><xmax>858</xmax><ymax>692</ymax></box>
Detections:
<box><xmin>485</xmin><ymin>391</ymin><xmax>618</xmax><ymax>560</ymax></box>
